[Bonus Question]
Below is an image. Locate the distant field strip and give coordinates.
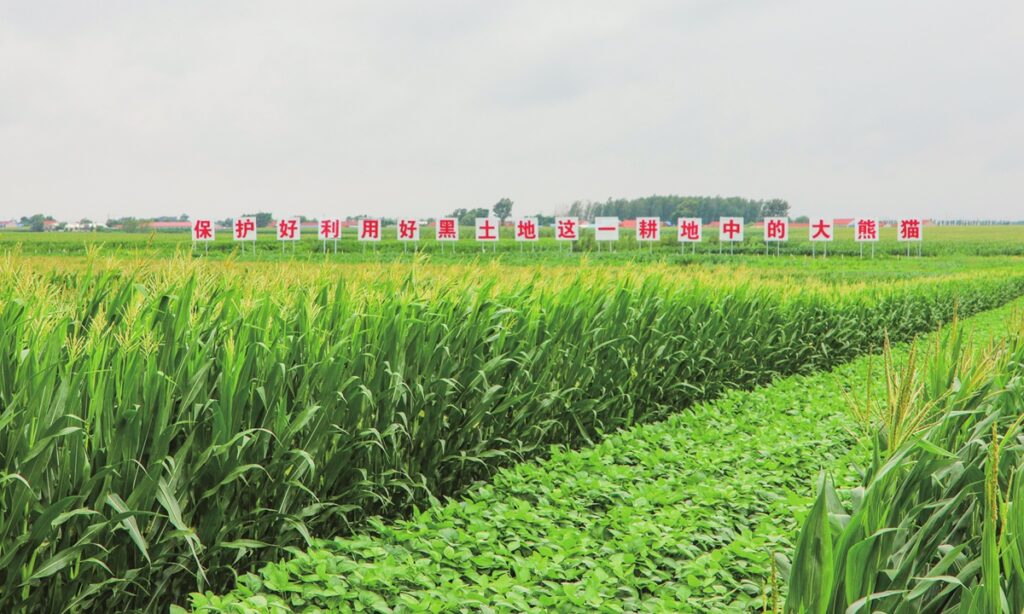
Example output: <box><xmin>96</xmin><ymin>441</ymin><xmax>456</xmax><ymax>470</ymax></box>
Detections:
<box><xmin>186</xmin><ymin>296</ymin><xmax>1024</xmax><ymax>613</ymax></box>
<box><xmin>2</xmin><ymin>224</ymin><xmax>1024</xmax><ymax>259</ymax></box>
<box><xmin>3</xmin><ymin>259</ymin><xmax>1024</xmax><ymax>611</ymax></box>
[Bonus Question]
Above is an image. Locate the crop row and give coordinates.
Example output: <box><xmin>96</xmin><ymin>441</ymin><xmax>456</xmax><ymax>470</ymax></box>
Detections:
<box><xmin>184</xmin><ymin>285</ymin><xmax>1024</xmax><ymax>612</ymax></box>
<box><xmin>2</xmin><ymin>263</ymin><xmax>1024</xmax><ymax>611</ymax></box>
<box><xmin>785</xmin><ymin>302</ymin><xmax>1024</xmax><ymax>611</ymax></box>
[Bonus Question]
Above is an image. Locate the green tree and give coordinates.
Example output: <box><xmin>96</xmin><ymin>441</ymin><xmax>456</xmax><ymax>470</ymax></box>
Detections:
<box><xmin>120</xmin><ymin>218</ymin><xmax>151</xmax><ymax>233</ymax></box>
<box><xmin>23</xmin><ymin>213</ymin><xmax>48</xmax><ymax>232</ymax></box>
<box><xmin>493</xmin><ymin>198</ymin><xmax>513</xmax><ymax>223</ymax></box>
<box><xmin>760</xmin><ymin>199</ymin><xmax>790</xmax><ymax>218</ymax></box>
<box><xmin>454</xmin><ymin>208</ymin><xmax>489</xmax><ymax>226</ymax></box>
<box><xmin>245</xmin><ymin>212</ymin><xmax>274</xmax><ymax>228</ymax></box>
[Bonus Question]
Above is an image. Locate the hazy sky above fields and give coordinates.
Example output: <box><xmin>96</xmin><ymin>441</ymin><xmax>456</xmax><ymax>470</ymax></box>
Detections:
<box><xmin>1</xmin><ymin>1</ymin><xmax>1022</xmax><ymax>222</ymax></box>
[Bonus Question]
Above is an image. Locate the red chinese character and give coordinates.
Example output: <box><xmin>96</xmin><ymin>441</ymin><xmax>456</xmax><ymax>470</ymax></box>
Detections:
<box><xmin>856</xmin><ymin>219</ymin><xmax>877</xmax><ymax>240</ymax></box>
<box><xmin>437</xmin><ymin>219</ymin><xmax>458</xmax><ymax>239</ymax></box>
<box><xmin>767</xmin><ymin>219</ymin><xmax>787</xmax><ymax>239</ymax></box>
<box><xmin>193</xmin><ymin>220</ymin><xmax>212</xmax><ymax>239</ymax></box>
<box><xmin>900</xmin><ymin>219</ymin><xmax>920</xmax><ymax>240</ymax></box>
<box><xmin>679</xmin><ymin>220</ymin><xmax>701</xmax><ymax>240</ymax></box>
<box><xmin>556</xmin><ymin>218</ymin><xmax>577</xmax><ymax>239</ymax></box>
<box><xmin>320</xmin><ymin>219</ymin><xmax>340</xmax><ymax>239</ymax></box>
<box><xmin>638</xmin><ymin>218</ymin><xmax>659</xmax><ymax>240</ymax></box>
<box><xmin>234</xmin><ymin>218</ymin><xmax>255</xmax><ymax>239</ymax></box>
<box><xmin>811</xmin><ymin>219</ymin><xmax>832</xmax><ymax>240</ymax></box>
<box><xmin>399</xmin><ymin>219</ymin><xmax>418</xmax><ymax>239</ymax></box>
<box><xmin>360</xmin><ymin>219</ymin><xmax>380</xmax><ymax>239</ymax></box>
<box><xmin>516</xmin><ymin>219</ymin><xmax>537</xmax><ymax>240</ymax></box>
<box><xmin>278</xmin><ymin>219</ymin><xmax>298</xmax><ymax>239</ymax></box>
<box><xmin>721</xmin><ymin>218</ymin><xmax>741</xmax><ymax>239</ymax></box>
<box><xmin>477</xmin><ymin>218</ymin><xmax>497</xmax><ymax>240</ymax></box>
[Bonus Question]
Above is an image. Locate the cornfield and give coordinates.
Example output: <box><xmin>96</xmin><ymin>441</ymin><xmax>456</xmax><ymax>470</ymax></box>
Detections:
<box><xmin>3</xmin><ymin>257</ymin><xmax>1024</xmax><ymax>611</ymax></box>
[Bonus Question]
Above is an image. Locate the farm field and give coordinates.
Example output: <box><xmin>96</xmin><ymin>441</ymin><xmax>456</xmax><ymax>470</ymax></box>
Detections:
<box><xmin>7</xmin><ymin>1</ymin><xmax>1024</xmax><ymax>611</ymax></box>
<box><xmin>184</xmin><ymin>292</ymin><xmax>1024</xmax><ymax>612</ymax></box>
<box><xmin>2</xmin><ymin>223</ymin><xmax>1024</xmax><ymax>260</ymax></box>
<box><xmin>2</xmin><ymin>250</ymin><xmax>1024</xmax><ymax>611</ymax></box>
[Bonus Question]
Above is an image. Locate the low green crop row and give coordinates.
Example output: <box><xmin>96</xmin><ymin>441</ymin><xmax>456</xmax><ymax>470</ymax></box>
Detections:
<box><xmin>785</xmin><ymin>304</ymin><xmax>1024</xmax><ymax>611</ymax></box>
<box><xmin>3</xmin><ymin>262</ymin><xmax>1024</xmax><ymax>611</ymax></box>
<box><xmin>185</xmin><ymin>287</ymin><xmax>1024</xmax><ymax>612</ymax></box>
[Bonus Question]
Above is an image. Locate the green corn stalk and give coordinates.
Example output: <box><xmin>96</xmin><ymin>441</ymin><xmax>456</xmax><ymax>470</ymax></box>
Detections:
<box><xmin>2</xmin><ymin>259</ymin><xmax>1024</xmax><ymax>611</ymax></box>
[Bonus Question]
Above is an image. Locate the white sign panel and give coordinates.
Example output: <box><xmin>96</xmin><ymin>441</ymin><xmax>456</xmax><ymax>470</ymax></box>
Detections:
<box><xmin>854</xmin><ymin>218</ymin><xmax>880</xmax><ymax>242</ymax></box>
<box><xmin>719</xmin><ymin>217</ymin><xmax>744</xmax><ymax>242</ymax></box>
<box><xmin>358</xmin><ymin>219</ymin><xmax>382</xmax><ymax>241</ymax></box>
<box><xmin>277</xmin><ymin>218</ymin><xmax>300</xmax><ymax>241</ymax></box>
<box><xmin>763</xmin><ymin>217</ymin><xmax>789</xmax><ymax>242</ymax></box>
<box><xmin>192</xmin><ymin>219</ymin><xmax>215</xmax><ymax>242</ymax></box>
<box><xmin>636</xmin><ymin>217</ymin><xmax>660</xmax><ymax>242</ymax></box>
<box><xmin>397</xmin><ymin>219</ymin><xmax>420</xmax><ymax>241</ymax></box>
<box><xmin>475</xmin><ymin>217</ymin><xmax>499</xmax><ymax>242</ymax></box>
<box><xmin>555</xmin><ymin>217</ymin><xmax>579</xmax><ymax>241</ymax></box>
<box><xmin>318</xmin><ymin>219</ymin><xmax>342</xmax><ymax>241</ymax></box>
<box><xmin>514</xmin><ymin>218</ymin><xmax>539</xmax><ymax>241</ymax></box>
<box><xmin>233</xmin><ymin>217</ymin><xmax>257</xmax><ymax>241</ymax></box>
<box><xmin>809</xmin><ymin>218</ymin><xmax>834</xmax><ymax>242</ymax></box>
<box><xmin>898</xmin><ymin>218</ymin><xmax>923</xmax><ymax>241</ymax></box>
<box><xmin>594</xmin><ymin>217</ymin><xmax>619</xmax><ymax>242</ymax></box>
<box><xmin>678</xmin><ymin>218</ymin><xmax>703</xmax><ymax>242</ymax></box>
<box><xmin>436</xmin><ymin>218</ymin><xmax>459</xmax><ymax>241</ymax></box>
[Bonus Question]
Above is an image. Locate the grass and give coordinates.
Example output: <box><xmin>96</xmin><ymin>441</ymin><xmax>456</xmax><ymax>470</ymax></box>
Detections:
<box><xmin>182</xmin><ymin>284</ymin><xmax>1024</xmax><ymax>613</ymax></box>
<box><xmin>3</xmin><ymin>256</ymin><xmax>1023</xmax><ymax>611</ymax></box>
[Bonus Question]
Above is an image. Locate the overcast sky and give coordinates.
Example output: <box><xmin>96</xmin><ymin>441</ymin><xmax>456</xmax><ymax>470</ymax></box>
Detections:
<box><xmin>1</xmin><ymin>1</ymin><xmax>1022</xmax><ymax>222</ymax></box>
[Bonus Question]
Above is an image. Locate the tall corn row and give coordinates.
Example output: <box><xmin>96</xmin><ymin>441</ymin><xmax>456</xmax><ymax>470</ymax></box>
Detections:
<box><xmin>2</xmin><ymin>263</ymin><xmax>1024</xmax><ymax>611</ymax></box>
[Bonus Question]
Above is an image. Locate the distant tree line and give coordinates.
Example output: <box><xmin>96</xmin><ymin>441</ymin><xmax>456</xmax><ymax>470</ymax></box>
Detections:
<box><xmin>568</xmin><ymin>195</ymin><xmax>790</xmax><ymax>223</ymax></box>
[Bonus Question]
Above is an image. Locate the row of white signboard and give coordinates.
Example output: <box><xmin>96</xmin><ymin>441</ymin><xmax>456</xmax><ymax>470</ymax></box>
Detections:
<box><xmin>191</xmin><ymin>217</ymin><xmax>926</xmax><ymax>243</ymax></box>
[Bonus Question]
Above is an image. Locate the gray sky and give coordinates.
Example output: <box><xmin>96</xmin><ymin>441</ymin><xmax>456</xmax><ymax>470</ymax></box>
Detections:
<box><xmin>1</xmin><ymin>1</ymin><xmax>1022</xmax><ymax>222</ymax></box>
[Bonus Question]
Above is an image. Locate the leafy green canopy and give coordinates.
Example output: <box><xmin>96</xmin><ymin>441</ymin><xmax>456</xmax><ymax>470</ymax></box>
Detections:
<box><xmin>785</xmin><ymin>308</ymin><xmax>1024</xmax><ymax>612</ymax></box>
<box><xmin>3</xmin><ymin>263</ymin><xmax>1024</xmax><ymax>611</ymax></box>
<box><xmin>185</xmin><ymin>286</ymin><xmax>1024</xmax><ymax>613</ymax></box>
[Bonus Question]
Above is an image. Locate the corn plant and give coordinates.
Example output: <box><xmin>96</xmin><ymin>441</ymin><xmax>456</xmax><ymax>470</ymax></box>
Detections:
<box><xmin>785</xmin><ymin>315</ymin><xmax>1024</xmax><ymax>612</ymax></box>
<box><xmin>2</xmin><ymin>259</ymin><xmax>1023</xmax><ymax>611</ymax></box>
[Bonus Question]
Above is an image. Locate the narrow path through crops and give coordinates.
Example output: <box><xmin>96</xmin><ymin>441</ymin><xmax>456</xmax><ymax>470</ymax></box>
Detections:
<box><xmin>187</xmin><ymin>297</ymin><xmax>1024</xmax><ymax>613</ymax></box>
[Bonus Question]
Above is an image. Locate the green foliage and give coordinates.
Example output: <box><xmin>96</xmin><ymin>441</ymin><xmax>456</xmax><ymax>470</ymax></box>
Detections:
<box><xmin>248</xmin><ymin>212</ymin><xmax>274</xmax><ymax>228</ymax></box>
<box><xmin>785</xmin><ymin>311</ymin><xmax>1024</xmax><ymax>612</ymax></box>
<box><xmin>761</xmin><ymin>199</ymin><xmax>791</xmax><ymax>218</ymax></box>
<box><xmin>3</xmin><ymin>259</ymin><xmax>1024</xmax><ymax>611</ymax></box>
<box><xmin>185</xmin><ymin>288</ymin><xmax>1024</xmax><ymax>613</ymax></box>
<box><xmin>492</xmin><ymin>198</ymin><xmax>513</xmax><ymax>222</ymax></box>
<box><xmin>568</xmin><ymin>194</ymin><xmax>783</xmax><ymax>223</ymax></box>
<box><xmin>446</xmin><ymin>208</ymin><xmax>491</xmax><ymax>226</ymax></box>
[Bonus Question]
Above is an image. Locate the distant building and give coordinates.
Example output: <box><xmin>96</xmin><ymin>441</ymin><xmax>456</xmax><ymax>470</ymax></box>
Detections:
<box><xmin>0</xmin><ymin>220</ymin><xmax>18</xmax><ymax>229</ymax></box>
<box><xmin>64</xmin><ymin>222</ymin><xmax>106</xmax><ymax>231</ymax></box>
